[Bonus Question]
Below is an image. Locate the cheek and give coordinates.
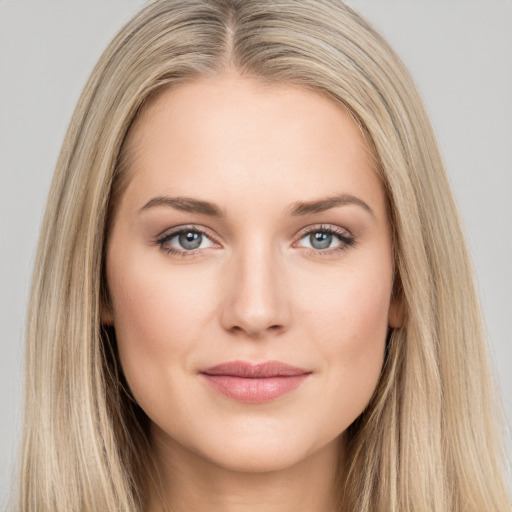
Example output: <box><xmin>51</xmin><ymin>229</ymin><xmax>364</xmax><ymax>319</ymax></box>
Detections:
<box><xmin>299</xmin><ymin>258</ymin><xmax>391</xmax><ymax>349</ymax></box>
<box><xmin>296</xmin><ymin>263</ymin><xmax>391</xmax><ymax>421</ymax></box>
<box><xmin>106</xmin><ymin>249</ymin><xmax>217</xmax><ymax>403</ymax></box>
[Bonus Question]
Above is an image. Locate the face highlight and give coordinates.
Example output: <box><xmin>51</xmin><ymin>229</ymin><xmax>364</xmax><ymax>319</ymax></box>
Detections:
<box><xmin>105</xmin><ymin>75</ymin><xmax>400</xmax><ymax>475</ymax></box>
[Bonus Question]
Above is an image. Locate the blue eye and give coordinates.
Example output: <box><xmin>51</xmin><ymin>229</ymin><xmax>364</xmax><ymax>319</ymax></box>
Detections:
<box><xmin>297</xmin><ymin>227</ymin><xmax>354</xmax><ymax>252</ymax></box>
<box><xmin>156</xmin><ymin>225</ymin><xmax>353</xmax><ymax>257</ymax></box>
<box><xmin>308</xmin><ymin>231</ymin><xmax>335</xmax><ymax>250</ymax></box>
<box><xmin>177</xmin><ymin>231</ymin><xmax>204</xmax><ymax>250</ymax></box>
<box><xmin>157</xmin><ymin>228</ymin><xmax>215</xmax><ymax>254</ymax></box>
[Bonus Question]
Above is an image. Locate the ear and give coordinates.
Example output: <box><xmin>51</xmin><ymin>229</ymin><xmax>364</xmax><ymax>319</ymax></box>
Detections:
<box><xmin>388</xmin><ymin>296</ymin><xmax>404</xmax><ymax>328</ymax></box>
<box><xmin>101</xmin><ymin>302</ymin><xmax>115</xmax><ymax>326</ymax></box>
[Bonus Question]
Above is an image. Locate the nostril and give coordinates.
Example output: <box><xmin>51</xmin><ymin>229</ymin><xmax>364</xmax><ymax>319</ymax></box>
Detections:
<box><xmin>228</xmin><ymin>323</ymin><xmax>284</xmax><ymax>338</ymax></box>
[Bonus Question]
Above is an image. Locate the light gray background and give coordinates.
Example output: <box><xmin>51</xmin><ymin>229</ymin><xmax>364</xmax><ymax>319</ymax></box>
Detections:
<box><xmin>1</xmin><ymin>0</ymin><xmax>511</xmax><ymax>505</ymax></box>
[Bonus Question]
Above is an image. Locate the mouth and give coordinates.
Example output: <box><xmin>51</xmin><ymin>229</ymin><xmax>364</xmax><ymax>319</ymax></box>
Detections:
<box><xmin>200</xmin><ymin>360</ymin><xmax>312</xmax><ymax>403</ymax></box>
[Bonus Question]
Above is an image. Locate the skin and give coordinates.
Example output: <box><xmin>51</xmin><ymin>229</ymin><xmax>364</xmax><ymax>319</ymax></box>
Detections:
<box><xmin>104</xmin><ymin>73</ymin><xmax>401</xmax><ymax>512</ymax></box>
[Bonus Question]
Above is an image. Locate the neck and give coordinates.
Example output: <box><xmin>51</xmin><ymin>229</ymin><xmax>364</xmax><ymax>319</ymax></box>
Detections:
<box><xmin>147</xmin><ymin>433</ymin><xmax>345</xmax><ymax>512</ymax></box>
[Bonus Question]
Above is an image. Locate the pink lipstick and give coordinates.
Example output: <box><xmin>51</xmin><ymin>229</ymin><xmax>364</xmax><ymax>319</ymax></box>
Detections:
<box><xmin>200</xmin><ymin>360</ymin><xmax>311</xmax><ymax>403</ymax></box>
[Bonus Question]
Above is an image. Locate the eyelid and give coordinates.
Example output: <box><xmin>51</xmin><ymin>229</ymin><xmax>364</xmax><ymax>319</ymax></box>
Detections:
<box><xmin>154</xmin><ymin>223</ymin><xmax>355</xmax><ymax>257</ymax></box>
<box><xmin>292</xmin><ymin>223</ymin><xmax>355</xmax><ymax>254</ymax></box>
<box><xmin>156</xmin><ymin>224</ymin><xmax>218</xmax><ymax>241</ymax></box>
<box><xmin>294</xmin><ymin>223</ymin><xmax>352</xmax><ymax>239</ymax></box>
<box><xmin>155</xmin><ymin>224</ymin><xmax>222</xmax><ymax>256</ymax></box>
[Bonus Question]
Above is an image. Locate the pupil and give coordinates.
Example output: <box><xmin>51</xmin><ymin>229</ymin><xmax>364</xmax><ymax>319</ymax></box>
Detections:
<box><xmin>179</xmin><ymin>231</ymin><xmax>202</xmax><ymax>250</ymax></box>
<box><xmin>310</xmin><ymin>231</ymin><xmax>332</xmax><ymax>250</ymax></box>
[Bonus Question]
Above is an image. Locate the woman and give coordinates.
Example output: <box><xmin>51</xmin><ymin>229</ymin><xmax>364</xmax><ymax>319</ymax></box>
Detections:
<box><xmin>18</xmin><ymin>1</ymin><xmax>510</xmax><ymax>511</ymax></box>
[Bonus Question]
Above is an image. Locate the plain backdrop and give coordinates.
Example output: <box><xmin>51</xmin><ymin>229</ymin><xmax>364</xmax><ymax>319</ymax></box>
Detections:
<box><xmin>1</xmin><ymin>0</ymin><xmax>511</xmax><ymax>505</ymax></box>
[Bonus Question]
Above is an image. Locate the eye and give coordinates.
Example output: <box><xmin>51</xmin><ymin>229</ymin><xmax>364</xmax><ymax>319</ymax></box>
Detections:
<box><xmin>296</xmin><ymin>226</ymin><xmax>354</xmax><ymax>252</ymax></box>
<box><xmin>157</xmin><ymin>227</ymin><xmax>216</xmax><ymax>255</ymax></box>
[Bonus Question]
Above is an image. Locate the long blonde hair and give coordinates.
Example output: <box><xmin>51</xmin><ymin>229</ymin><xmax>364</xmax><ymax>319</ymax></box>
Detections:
<box><xmin>20</xmin><ymin>1</ymin><xmax>510</xmax><ymax>511</ymax></box>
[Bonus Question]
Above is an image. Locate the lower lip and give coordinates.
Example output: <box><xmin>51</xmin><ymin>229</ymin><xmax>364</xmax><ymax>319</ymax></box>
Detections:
<box><xmin>202</xmin><ymin>374</ymin><xmax>310</xmax><ymax>403</ymax></box>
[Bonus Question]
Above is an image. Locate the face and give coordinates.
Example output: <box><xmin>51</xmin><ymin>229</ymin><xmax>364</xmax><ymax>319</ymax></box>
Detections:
<box><xmin>105</xmin><ymin>75</ymin><xmax>401</xmax><ymax>473</ymax></box>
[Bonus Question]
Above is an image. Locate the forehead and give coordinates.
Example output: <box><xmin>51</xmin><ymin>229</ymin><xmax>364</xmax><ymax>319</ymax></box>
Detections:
<box><xmin>119</xmin><ymin>74</ymin><xmax>385</xmax><ymax>217</ymax></box>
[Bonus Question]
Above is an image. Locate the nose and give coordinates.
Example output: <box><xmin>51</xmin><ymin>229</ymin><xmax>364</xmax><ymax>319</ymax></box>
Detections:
<box><xmin>219</xmin><ymin>243</ymin><xmax>291</xmax><ymax>338</ymax></box>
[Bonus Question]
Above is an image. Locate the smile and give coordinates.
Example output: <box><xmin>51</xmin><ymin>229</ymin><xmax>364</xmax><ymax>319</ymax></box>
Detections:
<box><xmin>200</xmin><ymin>360</ymin><xmax>312</xmax><ymax>403</ymax></box>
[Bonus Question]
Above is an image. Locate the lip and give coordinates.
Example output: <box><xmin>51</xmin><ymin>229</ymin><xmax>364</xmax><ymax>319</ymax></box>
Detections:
<box><xmin>200</xmin><ymin>360</ymin><xmax>312</xmax><ymax>403</ymax></box>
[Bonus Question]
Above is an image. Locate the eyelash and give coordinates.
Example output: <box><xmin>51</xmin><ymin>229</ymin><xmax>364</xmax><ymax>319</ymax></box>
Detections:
<box><xmin>155</xmin><ymin>225</ymin><xmax>216</xmax><ymax>258</ymax></box>
<box><xmin>295</xmin><ymin>224</ymin><xmax>355</xmax><ymax>255</ymax></box>
<box><xmin>155</xmin><ymin>224</ymin><xmax>355</xmax><ymax>258</ymax></box>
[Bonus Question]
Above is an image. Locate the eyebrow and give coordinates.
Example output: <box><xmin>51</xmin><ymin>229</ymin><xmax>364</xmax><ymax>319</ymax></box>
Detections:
<box><xmin>140</xmin><ymin>196</ymin><xmax>224</xmax><ymax>216</ymax></box>
<box><xmin>288</xmin><ymin>194</ymin><xmax>374</xmax><ymax>217</ymax></box>
<box><xmin>139</xmin><ymin>193</ymin><xmax>374</xmax><ymax>217</ymax></box>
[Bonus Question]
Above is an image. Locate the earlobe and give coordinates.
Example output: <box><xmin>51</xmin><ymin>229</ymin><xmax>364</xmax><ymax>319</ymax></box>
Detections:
<box><xmin>101</xmin><ymin>303</ymin><xmax>115</xmax><ymax>326</ymax></box>
<box><xmin>388</xmin><ymin>297</ymin><xmax>404</xmax><ymax>328</ymax></box>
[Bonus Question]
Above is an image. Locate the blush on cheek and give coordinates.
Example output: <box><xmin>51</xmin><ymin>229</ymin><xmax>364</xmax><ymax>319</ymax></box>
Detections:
<box><xmin>310</xmin><ymin>275</ymin><xmax>389</xmax><ymax>396</ymax></box>
<box><xmin>109</xmin><ymin>258</ymin><xmax>216</xmax><ymax>395</ymax></box>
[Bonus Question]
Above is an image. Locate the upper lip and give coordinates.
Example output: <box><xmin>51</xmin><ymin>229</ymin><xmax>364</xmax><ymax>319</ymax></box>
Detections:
<box><xmin>201</xmin><ymin>360</ymin><xmax>311</xmax><ymax>378</ymax></box>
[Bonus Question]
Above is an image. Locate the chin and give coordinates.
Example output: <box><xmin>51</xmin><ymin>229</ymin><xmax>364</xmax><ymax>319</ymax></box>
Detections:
<box><xmin>213</xmin><ymin>448</ymin><xmax>303</xmax><ymax>473</ymax></box>
<box><xmin>190</xmin><ymin>430</ymin><xmax>339</xmax><ymax>475</ymax></box>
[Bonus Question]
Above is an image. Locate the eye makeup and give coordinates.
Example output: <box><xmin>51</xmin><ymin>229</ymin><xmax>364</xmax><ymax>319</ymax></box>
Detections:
<box><xmin>154</xmin><ymin>223</ymin><xmax>355</xmax><ymax>258</ymax></box>
<box><xmin>294</xmin><ymin>223</ymin><xmax>355</xmax><ymax>255</ymax></box>
<box><xmin>155</xmin><ymin>225</ymin><xmax>220</xmax><ymax>258</ymax></box>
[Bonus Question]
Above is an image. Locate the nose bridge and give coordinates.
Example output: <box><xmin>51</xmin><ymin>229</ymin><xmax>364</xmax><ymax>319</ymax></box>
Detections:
<box><xmin>220</xmin><ymin>235</ymin><xmax>289</xmax><ymax>337</ymax></box>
